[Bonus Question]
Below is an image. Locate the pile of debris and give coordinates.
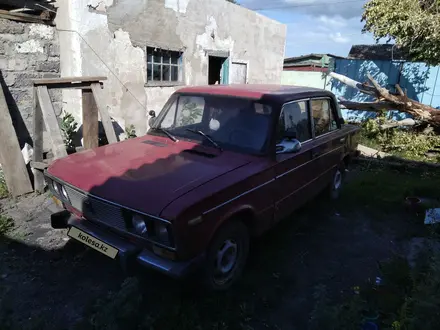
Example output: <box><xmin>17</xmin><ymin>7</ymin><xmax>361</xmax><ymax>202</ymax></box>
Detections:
<box><xmin>0</xmin><ymin>0</ymin><xmax>56</xmax><ymax>25</ymax></box>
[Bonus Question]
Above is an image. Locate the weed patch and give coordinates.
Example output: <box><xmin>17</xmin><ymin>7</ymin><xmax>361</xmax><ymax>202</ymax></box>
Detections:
<box><xmin>0</xmin><ymin>215</ymin><xmax>14</xmax><ymax>235</ymax></box>
<box><xmin>0</xmin><ymin>169</ymin><xmax>8</xmax><ymax>199</ymax></box>
<box><xmin>309</xmin><ymin>245</ymin><xmax>440</xmax><ymax>330</ymax></box>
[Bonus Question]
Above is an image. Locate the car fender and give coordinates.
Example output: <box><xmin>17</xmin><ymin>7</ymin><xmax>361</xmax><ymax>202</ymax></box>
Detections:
<box><xmin>208</xmin><ymin>204</ymin><xmax>257</xmax><ymax>243</ymax></box>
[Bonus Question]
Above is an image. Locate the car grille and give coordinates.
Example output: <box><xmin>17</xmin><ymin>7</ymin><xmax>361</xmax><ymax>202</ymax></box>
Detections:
<box><xmin>63</xmin><ymin>185</ymin><xmax>127</xmax><ymax>231</ymax></box>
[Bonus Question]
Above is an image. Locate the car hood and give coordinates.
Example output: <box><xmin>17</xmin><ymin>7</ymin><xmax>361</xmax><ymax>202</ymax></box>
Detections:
<box><xmin>47</xmin><ymin>135</ymin><xmax>252</xmax><ymax>216</ymax></box>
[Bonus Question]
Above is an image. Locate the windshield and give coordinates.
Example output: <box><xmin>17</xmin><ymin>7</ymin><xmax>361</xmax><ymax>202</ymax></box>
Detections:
<box><xmin>149</xmin><ymin>94</ymin><xmax>273</xmax><ymax>154</ymax></box>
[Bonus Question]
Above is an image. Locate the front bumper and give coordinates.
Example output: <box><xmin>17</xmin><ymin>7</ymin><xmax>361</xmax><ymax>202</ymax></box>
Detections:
<box><xmin>51</xmin><ymin>210</ymin><xmax>204</xmax><ymax>279</ymax></box>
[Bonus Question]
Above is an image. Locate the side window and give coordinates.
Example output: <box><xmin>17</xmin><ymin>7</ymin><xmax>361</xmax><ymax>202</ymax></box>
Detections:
<box><xmin>311</xmin><ymin>99</ymin><xmax>338</xmax><ymax>136</ymax></box>
<box><xmin>278</xmin><ymin>100</ymin><xmax>311</xmax><ymax>143</ymax></box>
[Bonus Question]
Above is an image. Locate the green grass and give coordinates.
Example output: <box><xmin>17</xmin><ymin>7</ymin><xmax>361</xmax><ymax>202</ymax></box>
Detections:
<box><xmin>0</xmin><ymin>169</ymin><xmax>8</xmax><ymax>199</ymax></box>
<box><xmin>337</xmin><ymin>165</ymin><xmax>440</xmax><ymax>214</ymax></box>
<box><xmin>0</xmin><ymin>215</ymin><xmax>14</xmax><ymax>235</ymax></box>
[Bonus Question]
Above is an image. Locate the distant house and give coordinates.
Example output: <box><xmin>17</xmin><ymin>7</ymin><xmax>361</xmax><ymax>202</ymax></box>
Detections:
<box><xmin>282</xmin><ymin>53</ymin><xmax>344</xmax><ymax>90</ymax></box>
<box><xmin>283</xmin><ymin>53</ymin><xmax>344</xmax><ymax>72</ymax></box>
<box><xmin>348</xmin><ymin>44</ymin><xmax>411</xmax><ymax>61</ymax></box>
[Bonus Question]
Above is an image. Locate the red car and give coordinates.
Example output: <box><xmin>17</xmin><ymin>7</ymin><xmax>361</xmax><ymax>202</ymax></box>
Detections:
<box><xmin>47</xmin><ymin>84</ymin><xmax>360</xmax><ymax>291</ymax></box>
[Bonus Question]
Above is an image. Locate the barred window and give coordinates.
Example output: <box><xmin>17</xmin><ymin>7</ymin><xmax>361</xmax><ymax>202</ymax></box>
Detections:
<box><xmin>146</xmin><ymin>47</ymin><xmax>182</xmax><ymax>84</ymax></box>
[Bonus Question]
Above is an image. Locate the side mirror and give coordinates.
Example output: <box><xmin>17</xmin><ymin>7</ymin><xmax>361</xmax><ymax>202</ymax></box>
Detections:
<box><xmin>148</xmin><ymin>110</ymin><xmax>156</xmax><ymax>127</ymax></box>
<box><xmin>276</xmin><ymin>138</ymin><xmax>302</xmax><ymax>154</ymax></box>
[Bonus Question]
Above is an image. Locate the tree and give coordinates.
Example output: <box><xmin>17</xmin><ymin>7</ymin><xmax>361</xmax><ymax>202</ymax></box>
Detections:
<box><xmin>226</xmin><ymin>0</ymin><xmax>237</xmax><ymax>3</ymax></box>
<box><xmin>362</xmin><ymin>0</ymin><xmax>440</xmax><ymax>65</ymax></box>
<box><xmin>329</xmin><ymin>72</ymin><xmax>440</xmax><ymax>128</ymax></box>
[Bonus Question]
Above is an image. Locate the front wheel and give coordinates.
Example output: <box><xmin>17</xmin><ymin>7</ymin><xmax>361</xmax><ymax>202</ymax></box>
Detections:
<box><xmin>329</xmin><ymin>163</ymin><xmax>345</xmax><ymax>200</ymax></box>
<box><xmin>203</xmin><ymin>221</ymin><xmax>249</xmax><ymax>291</ymax></box>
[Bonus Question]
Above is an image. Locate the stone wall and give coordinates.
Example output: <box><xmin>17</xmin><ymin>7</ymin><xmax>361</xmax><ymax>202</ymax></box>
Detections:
<box><xmin>0</xmin><ymin>18</ymin><xmax>61</xmax><ymax>148</ymax></box>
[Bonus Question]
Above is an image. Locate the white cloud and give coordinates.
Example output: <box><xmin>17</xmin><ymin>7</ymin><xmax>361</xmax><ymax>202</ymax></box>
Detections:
<box><xmin>329</xmin><ymin>32</ymin><xmax>350</xmax><ymax>43</ymax></box>
<box><xmin>318</xmin><ymin>15</ymin><xmax>347</xmax><ymax>28</ymax></box>
<box><xmin>239</xmin><ymin>0</ymin><xmax>376</xmax><ymax>56</ymax></box>
<box><xmin>284</xmin><ymin>16</ymin><xmax>375</xmax><ymax>56</ymax></box>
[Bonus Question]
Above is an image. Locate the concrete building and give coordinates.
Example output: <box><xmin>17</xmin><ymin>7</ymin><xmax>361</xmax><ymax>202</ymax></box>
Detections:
<box><xmin>55</xmin><ymin>0</ymin><xmax>287</xmax><ymax>139</ymax></box>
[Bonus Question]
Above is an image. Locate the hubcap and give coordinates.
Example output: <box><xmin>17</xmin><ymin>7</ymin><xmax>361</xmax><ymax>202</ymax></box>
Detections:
<box><xmin>213</xmin><ymin>239</ymin><xmax>238</xmax><ymax>284</ymax></box>
<box><xmin>333</xmin><ymin>169</ymin><xmax>342</xmax><ymax>190</ymax></box>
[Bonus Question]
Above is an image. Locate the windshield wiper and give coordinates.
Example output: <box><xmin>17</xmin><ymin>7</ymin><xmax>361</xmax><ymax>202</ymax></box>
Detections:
<box><xmin>185</xmin><ymin>129</ymin><xmax>222</xmax><ymax>151</ymax></box>
<box><xmin>153</xmin><ymin>127</ymin><xmax>178</xmax><ymax>142</ymax></box>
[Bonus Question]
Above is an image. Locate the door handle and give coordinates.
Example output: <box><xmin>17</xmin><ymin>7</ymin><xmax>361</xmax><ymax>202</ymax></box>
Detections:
<box><xmin>312</xmin><ymin>151</ymin><xmax>319</xmax><ymax>159</ymax></box>
<box><xmin>339</xmin><ymin>137</ymin><xmax>346</xmax><ymax>143</ymax></box>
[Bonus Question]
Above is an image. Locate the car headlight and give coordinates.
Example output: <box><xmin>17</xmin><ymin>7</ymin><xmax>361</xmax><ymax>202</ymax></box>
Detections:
<box><xmin>132</xmin><ymin>214</ymin><xmax>148</xmax><ymax>235</ymax></box>
<box><xmin>53</xmin><ymin>182</ymin><xmax>60</xmax><ymax>195</ymax></box>
<box><xmin>61</xmin><ymin>186</ymin><xmax>69</xmax><ymax>200</ymax></box>
<box><xmin>154</xmin><ymin>222</ymin><xmax>170</xmax><ymax>245</ymax></box>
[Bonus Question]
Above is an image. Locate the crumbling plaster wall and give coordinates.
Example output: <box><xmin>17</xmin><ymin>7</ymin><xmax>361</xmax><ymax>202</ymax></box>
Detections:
<box><xmin>56</xmin><ymin>0</ymin><xmax>286</xmax><ymax>138</ymax></box>
<box><xmin>0</xmin><ymin>18</ymin><xmax>61</xmax><ymax>148</ymax></box>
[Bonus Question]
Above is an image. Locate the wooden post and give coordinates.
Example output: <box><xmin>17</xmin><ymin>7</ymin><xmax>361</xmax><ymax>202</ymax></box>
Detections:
<box><xmin>32</xmin><ymin>86</ymin><xmax>45</xmax><ymax>193</ymax></box>
<box><xmin>91</xmin><ymin>83</ymin><xmax>117</xmax><ymax>144</ymax></box>
<box><xmin>36</xmin><ymin>86</ymin><xmax>67</xmax><ymax>159</ymax></box>
<box><xmin>30</xmin><ymin>76</ymin><xmax>110</xmax><ymax>196</ymax></box>
<box><xmin>82</xmin><ymin>89</ymin><xmax>99</xmax><ymax>149</ymax></box>
<box><xmin>0</xmin><ymin>79</ymin><xmax>33</xmax><ymax>196</ymax></box>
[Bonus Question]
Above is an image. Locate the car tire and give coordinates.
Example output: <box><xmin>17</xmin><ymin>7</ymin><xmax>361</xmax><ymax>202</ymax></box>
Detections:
<box><xmin>202</xmin><ymin>221</ymin><xmax>249</xmax><ymax>291</ymax></box>
<box><xmin>329</xmin><ymin>162</ymin><xmax>345</xmax><ymax>200</ymax></box>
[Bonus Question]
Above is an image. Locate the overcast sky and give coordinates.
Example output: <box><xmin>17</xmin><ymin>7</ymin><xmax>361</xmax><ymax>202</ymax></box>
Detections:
<box><xmin>239</xmin><ymin>0</ymin><xmax>377</xmax><ymax>57</ymax></box>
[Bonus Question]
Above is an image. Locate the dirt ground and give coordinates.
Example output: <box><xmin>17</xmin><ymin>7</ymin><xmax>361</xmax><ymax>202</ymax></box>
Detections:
<box><xmin>0</xmin><ymin>165</ymin><xmax>434</xmax><ymax>330</ymax></box>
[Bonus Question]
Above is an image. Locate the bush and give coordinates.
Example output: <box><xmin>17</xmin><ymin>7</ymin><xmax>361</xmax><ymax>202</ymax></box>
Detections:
<box><xmin>124</xmin><ymin>125</ymin><xmax>137</xmax><ymax>139</ymax></box>
<box><xmin>360</xmin><ymin>118</ymin><xmax>440</xmax><ymax>162</ymax></box>
<box><xmin>60</xmin><ymin>111</ymin><xmax>79</xmax><ymax>150</ymax></box>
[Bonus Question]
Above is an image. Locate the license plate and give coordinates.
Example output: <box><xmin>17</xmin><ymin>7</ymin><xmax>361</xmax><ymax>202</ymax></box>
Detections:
<box><xmin>67</xmin><ymin>227</ymin><xmax>119</xmax><ymax>259</ymax></box>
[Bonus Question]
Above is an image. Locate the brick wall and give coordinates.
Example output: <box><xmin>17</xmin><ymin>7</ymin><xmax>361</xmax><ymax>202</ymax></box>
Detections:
<box><xmin>0</xmin><ymin>18</ymin><xmax>61</xmax><ymax>148</ymax></box>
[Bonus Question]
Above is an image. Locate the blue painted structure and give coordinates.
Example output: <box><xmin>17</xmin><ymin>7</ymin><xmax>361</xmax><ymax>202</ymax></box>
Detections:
<box><xmin>329</xmin><ymin>59</ymin><xmax>440</xmax><ymax>121</ymax></box>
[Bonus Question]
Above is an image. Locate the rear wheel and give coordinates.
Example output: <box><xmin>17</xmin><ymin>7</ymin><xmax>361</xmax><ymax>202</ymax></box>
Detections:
<box><xmin>203</xmin><ymin>221</ymin><xmax>249</xmax><ymax>291</ymax></box>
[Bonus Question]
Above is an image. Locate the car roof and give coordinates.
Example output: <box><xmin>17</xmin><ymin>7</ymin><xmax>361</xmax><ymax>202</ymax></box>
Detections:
<box><xmin>175</xmin><ymin>84</ymin><xmax>335</xmax><ymax>102</ymax></box>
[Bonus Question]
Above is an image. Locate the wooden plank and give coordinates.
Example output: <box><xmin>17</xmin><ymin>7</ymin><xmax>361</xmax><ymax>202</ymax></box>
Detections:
<box><xmin>36</xmin><ymin>86</ymin><xmax>67</xmax><ymax>159</ymax></box>
<box><xmin>82</xmin><ymin>89</ymin><xmax>99</xmax><ymax>149</ymax></box>
<box><xmin>0</xmin><ymin>78</ymin><xmax>33</xmax><ymax>197</ymax></box>
<box><xmin>33</xmin><ymin>76</ymin><xmax>107</xmax><ymax>86</ymax></box>
<box><xmin>32</xmin><ymin>87</ymin><xmax>45</xmax><ymax>192</ymax></box>
<box><xmin>30</xmin><ymin>161</ymin><xmax>49</xmax><ymax>170</ymax></box>
<box><xmin>0</xmin><ymin>10</ymin><xmax>54</xmax><ymax>25</ymax></box>
<box><xmin>44</xmin><ymin>82</ymin><xmax>103</xmax><ymax>90</ymax></box>
<box><xmin>1</xmin><ymin>0</ymin><xmax>57</xmax><ymax>12</ymax></box>
<box><xmin>91</xmin><ymin>83</ymin><xmax>118</xmax><ymax>144</ymax></box>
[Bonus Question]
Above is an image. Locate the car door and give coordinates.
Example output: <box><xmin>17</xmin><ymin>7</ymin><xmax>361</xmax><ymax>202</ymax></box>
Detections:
<box><xmin>309</xmin><ymin>97</ymin><xmax>345</xmax><ymax>190</ymax></box>
<box><xmin>273</xmin><ymin>99</ymin><xmax>315</xmax><ymax>222</ymax></box>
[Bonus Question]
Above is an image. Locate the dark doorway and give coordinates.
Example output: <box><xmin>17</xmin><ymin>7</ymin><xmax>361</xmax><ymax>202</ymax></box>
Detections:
<box><xmin>208</xmin><ymin>56</ymin><xmax>226</xmax><ymax>85</ymax></box>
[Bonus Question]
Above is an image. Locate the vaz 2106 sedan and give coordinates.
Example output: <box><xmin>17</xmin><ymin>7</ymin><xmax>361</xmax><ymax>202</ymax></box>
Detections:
<box><xmin>47</xmin><ymin>84</ymin><xmax>360</xmax><ymax>291</ymax></box>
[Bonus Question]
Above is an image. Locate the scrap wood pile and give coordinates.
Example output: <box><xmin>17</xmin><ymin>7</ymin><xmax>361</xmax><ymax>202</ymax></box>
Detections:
<box><xmin>329</xmin><ymin>72</ymin><xmax>440</xmax><ymax>130</ymax></box>
<box><xmin>0</xmin><ymin>0</ymin><xmax>56</xmax><ymax>24</ymax></box>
